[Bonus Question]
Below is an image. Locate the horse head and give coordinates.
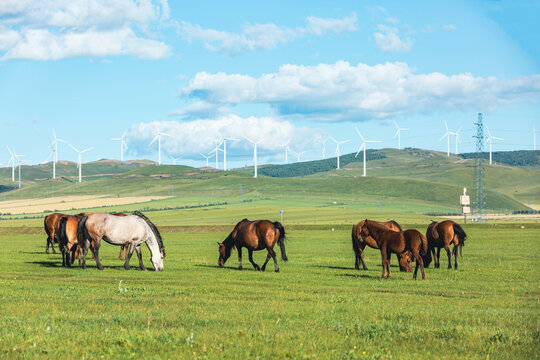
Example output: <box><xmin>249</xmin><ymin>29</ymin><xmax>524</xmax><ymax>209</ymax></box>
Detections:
<box><xmin>217</xmin><ymin>241</ymin><xmax>231</xmax><ymax>267</ymax></box>
<box><xmin>150</xmin><ymin>249</ymin><xmax>164</xmax><ymax>271</ymax></box>
<box><xmin>398</xmin><ymin>251</ymin><xmax>413</xmax><ymax>272</ymax></box>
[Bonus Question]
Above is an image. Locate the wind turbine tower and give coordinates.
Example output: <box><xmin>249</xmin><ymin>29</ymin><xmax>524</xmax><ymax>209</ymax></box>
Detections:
<box><xmin>354</xmin><ymin>128</ymin><xmax>381</xmax><ymax>177</ymax></box>
<box><xmin>393</xmin><ymin>121</ymin><xmax>408</xmax><ymax>150</ymax></box>
<box><xmin>149</xmin><ymin>126</ymin><xmax>171</xmax><ymax>165</ymax></box>
<box><xmin>112</xmin><ymin>130</ymin><xmax>128</xmax><ymax>162</ymax></box>
<box><xmin>68</xmin><ymin>144</ymin><xmax>94</xmax><ymax>183</ymax></box>
<box><xmin>244</xmin><ymin>136</ymin><xmax>262</xmax><ymax>178</ymax></box>
<box><xmin>484</xmin><ymin>124</ymin><xmax>503</xmax><ymax>165</ymax></box>
<box><xmin>219</xmin><ymin>135</ymin><xmax>239</xmax><ymax>171</ymax></box>
<box><xmin>329</xmin><ymin>136</ymin><xmax>350</xmax><ymax>170</ymax></box>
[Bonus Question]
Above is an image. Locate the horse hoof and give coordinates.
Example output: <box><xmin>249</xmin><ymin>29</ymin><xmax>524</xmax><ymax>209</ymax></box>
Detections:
<box><xmin>275</xmin><ymin>269</ymin><xmax>279</xmax><ymax>273</ymax></box>
<box><xmin>124</xmin><ymin>266</ymin><xmax>130</xmax><ymax>271</ymax></box>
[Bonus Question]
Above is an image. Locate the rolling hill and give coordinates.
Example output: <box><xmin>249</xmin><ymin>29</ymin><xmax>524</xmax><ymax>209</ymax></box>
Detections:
<box><xmin>0</xmin><ymin>149</ymin><xmax>537</xmax><ymax>213</ymax></box>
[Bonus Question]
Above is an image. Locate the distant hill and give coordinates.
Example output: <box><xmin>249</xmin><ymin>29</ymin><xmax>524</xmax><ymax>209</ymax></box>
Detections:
<box><xmin>459</xmin><ymin>150</ymin><xmax>540</xmax><ymax>167</ymax></box>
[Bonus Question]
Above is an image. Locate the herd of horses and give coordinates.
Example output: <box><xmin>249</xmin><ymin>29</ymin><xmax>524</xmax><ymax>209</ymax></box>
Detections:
<box><xmin>44</xmin><ymin>212</ymin><xmax>466</xmax><ymax>280</ymax></box>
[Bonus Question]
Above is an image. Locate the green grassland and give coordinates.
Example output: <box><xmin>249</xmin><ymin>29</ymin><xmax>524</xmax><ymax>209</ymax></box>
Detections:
<box><xmin>0</xmin><ymin>221</ymin><xmax>538</xmax><ymax>359</ymax></box>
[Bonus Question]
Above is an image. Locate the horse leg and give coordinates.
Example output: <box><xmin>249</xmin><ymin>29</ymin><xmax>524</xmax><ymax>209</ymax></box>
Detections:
<box><xmin>92</xmin><ymin>240</ymin><xmax>104</xmax><ymax>270</ymax></box>
<box><xmin>237</xmin><ymin>246</ymin><xmax>243</xmax><ymax>270</ymax></box>
<box><xmin>118</xmin><ymin>245</ymin><xmax>124</xmax><ymax>260</ymax></box>
<box><xmin>412</xmin><ymin>250</ymin><xmax>426</xmax><ymax>280</ymax></box>
<box><xmin>81</xmin><ymin>239</ymin><xmax>90</xmax><ymax>269</ymax></box>
<box><xmin>135</xmin><ymin>245</ymin><xmax>146</xmax><ymax>270</ymax></box>
<box><xmin>435</xmin><ymin>247</ymin><xmax>441</xmax><ymax>268</ymax></box>
<box><xmin>444</xmin><ymin>244</ymin><xmax>452</xmax><ymax>269</ymax></box>
<box><xmin>453</xmin><ymin>245</ymin><xmax>458</xmax><ymax>270</ymax></box>
<box><xmin>380</xmin><ymin>247</ymin><xmax>388</xmax><ymax>280</ymax></box>
<box><xmin>248</xmin><ymin>249</ymin><xmax>260</xmax><ymax>271</ymax></box>
<box><xmin>271</xmin><ymin>248</ymin><xmax>279</xmax><ymax>272</ymax></box>
<box><xmin>359</xmin><ymin>243</ymin><xmax>368</xmax><ymax>270</ymax></box>
<box><xmin>261</xmin><ymin>252</ymin><xmax>271</xmax><ymax>271</ymax></box>
<box><xmin>124</xmin><ymin>243</ymin><xmax>137</xmax><ymax>270</ymax></box>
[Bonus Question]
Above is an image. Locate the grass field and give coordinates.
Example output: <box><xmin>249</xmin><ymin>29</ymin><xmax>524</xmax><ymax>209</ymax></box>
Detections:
<box><xmin>1</xmin><ymin>215</ymin><xmax>538</xmax><ymax>359</ymax></box>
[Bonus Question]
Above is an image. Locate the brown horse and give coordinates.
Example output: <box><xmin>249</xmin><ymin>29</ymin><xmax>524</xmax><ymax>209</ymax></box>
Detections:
<box><xmin>352</xmin><ymin>219</ymin><xmax>412</xmax><ymax>272</ymax></box>
<box><xmin>55</xmin><ymin>214</ymin><xmax>87</xmax><ymax>267</ymax></box>
<box><xmin>360</xmin><ymin>219</ymin><xmax>428</xmax><ymax>280</ymax></box>
<box><xmin>425</xmin><ymin>220</ymin><xmax>467</xmax><ymax>269</ymax></box>
<box><xmin>218</xmin><ymin>219</ymin><xmax>287</xmax><ymax>272</ymax></box>
<box><xmin>44</xmin><ymin>212</ymin><xmax>65</xmax><ymax>254</ymax></box>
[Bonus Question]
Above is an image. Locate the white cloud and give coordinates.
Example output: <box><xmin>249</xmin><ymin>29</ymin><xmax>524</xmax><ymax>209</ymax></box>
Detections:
<box><xmin>126</xmin><ymin>115</ymin><xmax>325</xmax><ymax>158</ymax></box>
<box><xmin>0</xmin><ymin>0</ymin><xmax>171</xmax><ymax>60</ymax></box>
<box><xmin>386</xmin><ymin>17</ymin><xmax>399</xmax><ymax>25</ymax></box>
<box><xmin>181</xmin><ymin>61</ymin><xmax>540</xmax><ymax>122</ymax></box>
<box><xmin>177</xmin><ymin>13</ymin><xmax>357</xmax><ymax>56</ymax></box>
<box><xmin>374</xmin><ymin>24</ymin><xmax>413</xmax><ymax>52</ymax></box>
<box><xmin>442</xmin><ymin>24</ymin><xmax>457</xmax><ymax>31</ymax></box>
<box><xmin>168</xmin><ymin>101</ymin><xmax>231</xmax><ymax>119</ymax></box>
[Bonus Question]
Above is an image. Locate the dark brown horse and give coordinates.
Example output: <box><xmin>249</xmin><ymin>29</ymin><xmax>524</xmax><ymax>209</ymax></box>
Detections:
<box><xmin>425</xmin><ymin>220</ymin><xmax>467</xmax><ymax>269</ymax></box>
<box><xmin>352</xmin><ymin>219</ymin><xmax>412</xmax><ymax>272</ymax></box>
<box><xmin>218</xmin><ymin>219</ymin><xmax>287</xmax><ymax>272</ymax></box>
<box><xmin>44</xmin><ymin>212</ymin><xmax>65</xmax><ymax>254</ymax></box>
<box><xmin>360</xmin><ymin>219</ymin><xmax>428</xmax><ymax>280</ymax></box>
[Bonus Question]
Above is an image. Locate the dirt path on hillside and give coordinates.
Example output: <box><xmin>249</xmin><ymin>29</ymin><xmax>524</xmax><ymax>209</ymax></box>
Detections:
<box><xmin>0</xmin><ymin>195</ymin><xmax>169</xmax><ymax>214</ymax></box>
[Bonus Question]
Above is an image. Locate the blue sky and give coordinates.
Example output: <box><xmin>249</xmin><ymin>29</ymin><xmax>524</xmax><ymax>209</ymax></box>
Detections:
<box><xmin>0</xmin><ymin>0</ymin><xmax>539</xmax><ymax>168</ymax></box>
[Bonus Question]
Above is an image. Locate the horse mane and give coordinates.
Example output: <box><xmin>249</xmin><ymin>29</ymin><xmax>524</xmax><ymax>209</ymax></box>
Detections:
<box><xmin>388</xmin><ymin>220</ymin><xmax>403</xmax><ymax>231</ymax></box>
<box><xmin>133</xmin><ymin>211</ymin><xmax>165</xmax><ymax>257</ymax></box>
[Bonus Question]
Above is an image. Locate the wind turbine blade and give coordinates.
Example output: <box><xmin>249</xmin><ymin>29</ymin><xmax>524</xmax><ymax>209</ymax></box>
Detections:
<box><xmin>485</xmin><ymin>125</ymin><xmax>492</xmax><ymax>137</ymax></box>
<box><xmin>355</xmin><ymin>128</ymin><xmax>365</xmax><ymax>141</ymax></box>
<box><xmin>365</xmin><ymin>140</ymin><xmax>382</xmax><ymax>143</ymax></box>
<box><xmin>81</xmin><ymin>147</ymin><xmax>93</xmax><ymax>153</ymax></box>
<box><xmin>122</xmin><ymin>130</ymin><xmax>127</xmax><ymax>138</ymax></box>
<box><xmin>484</xmin><ymin>138</ymin><xmax>490</xmax><ymax>145</ymax></box>
<box><xmin>329</xmin><ymin>135</ymin><xmax>338</xmax><ymax>143</ymax></box>
<box><xmin>439</xmin><ymin>133</ymin><xmax>448</xmax><ymax>141</ymax></box>
<box><xmin>6</xmin><ymin>145</ymin><xmax>13</xmax><ymax>155</ymax></box>
<box><xmin>67</xmin><ymin>143</ymin><xmax>79</xmax><ymax>152</ymax></box>
<box><xmin>456</xmin><ymin>126</ymin><xmax>462</xmax><ymax>134</ymax></box>
<box><xmin>394</xmin><ymin>121</ymin><xmax>399</xmax><ymax>129</ymax></box>
<box><xmin>492</xmin><ymin>136</ymin><xmax>503</xmax><ymax>141</ymax></box>
<box><xmin>339</xmin><ymin>140</ymin><xmax>351</xmax><ymax>145</ymax></box>
<box><xmin>52</xmin><ymin>129</ymin><xmax>57</xmax><ymax>140</ymax></box>
<box><xmin>401</xmin><ymin>128</ymin><xmax>409</xmax><ymax>131</ymax></box>
<box><xmin>149</xmin><ymin>135</ymin><xmax>159</xmax><ymax>146</ymax></box>
<box><xmin>444</xmin><ymin>121</ymin><xmax>449</xmax><ymax>132</ymax></box>
<box><xmin>111</xmin><ymin>138</ymin><xmax>121</xmax><ymax>141</ymax></box>
<box><xmin>394</xmin><ymin>129</ymin><xmax>399</xmax><ymax>138</ymax></box>
<box><xmin>122</xmin><ymin>140</ymin><xmax>128</xmax><ymax>149</ymax></box>
<box><xmin>354</xmin><ymin>143</ymin><xmax>365</xmax><ymax>158</ymax></box>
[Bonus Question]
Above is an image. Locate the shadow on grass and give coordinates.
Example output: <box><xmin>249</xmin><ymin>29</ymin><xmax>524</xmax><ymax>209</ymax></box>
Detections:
<box><xmin>27</xmin><ymin>261</ymin><xmax>128</xmax><ymax>271</ymax></box>
<box><xmin>195</xmin><ymin>264</ymin><xmax>260</xmax><ymax>271</ymax></box>
<box><xmin>338</xmin><ymin>273</ymin><xmax>378</xmax><ymax>279</ymax></box>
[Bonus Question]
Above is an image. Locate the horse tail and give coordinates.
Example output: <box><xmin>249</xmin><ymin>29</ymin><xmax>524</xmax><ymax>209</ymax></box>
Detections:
<box><xmin>273</xmin><ymin>221</ymin><xmax>288</xmax><ymax>261</ymax></box>
<box><xmin>77</xmin><ymin>215</ymin><xmax>89</xmax><ymax>248</ymax></box>
<box><xmin>133</xmin><ymin>211</ymin><xmax>165</xmax><ymax>257</ymax></box>
<box><xmin>420</xmin><ymin>232</ymin><xmax>428</xmax><ymax>257</ymax></box>
<box><xmin>452</xmin><ymin>223</ymin><xmax>467</xmax><ymax>257</ymax></box>
<box><xmin>351</xmin><ymin>225</ymin><xmax>360</xmax><ymax>258</ymax></box>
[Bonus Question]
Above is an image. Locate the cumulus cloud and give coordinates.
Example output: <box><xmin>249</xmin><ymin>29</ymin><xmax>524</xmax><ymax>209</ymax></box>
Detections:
<box><xmin>374</xmin><ymin>24</ymin><xmax>413</xmax><ymax>52</ymax></box>
<box><xmin>126</xmin><ymin>115</ymin><xmax>325</xmax><ymax>159</ymax></box>
<box><xmin>177</xmin><ymin>13</ymin><xmax>357</xmax><ymax>56</ymax></box>
<box><xmin>442</xmin><ymin>24</ymin><xmax>457</xmax><ymax>31</ymax></box>
<box><xmin>168</xmin><ymin>101</ymin><xmax>231</xmax><ymax>119</ymax></box>
<box><xmin>181</xmin><ymin>61</ymin><xmax>540</xmax><ymax>122</ymax></box>
<box><xmin>0</xmin><ymin>0</ymin><xmax>171</xmax><ymax>60</ymax></box>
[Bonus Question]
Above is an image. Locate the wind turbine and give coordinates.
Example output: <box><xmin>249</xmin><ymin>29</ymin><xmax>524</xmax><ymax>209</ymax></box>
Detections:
<box><xmin>453</xmin><ymin>126</ymin><xmax>462</xmax><ymax>154</ymax></box>
<box><xmin>295</xmin><ymin>150</ymin><xmax>307</xmax><ymax>162</ymax></box>
<box><xmin>47</xmin><ymin>129</ymin><xmax>67</xmax><ymax>179</ymax></box>
<box><xmin>16</xmin><ymin>157</ymin><xmax>27</xmax><ymax>189</ymax></box>
<box><xmin>168</xmin><ymin>153</ymin><xmax>181</xmax><ymax>165</ymax></box>
<box><xmin>67</xmin><ymin>144</ymin><xmax>93</xmax><ymax>183</ymax></box>
<box><xmin>219</xmin><ymin>134</ymin><xmax>239</xmax><ymax>171</ymax></box>
<box><xmin>393</xmin><ymin>121</ymin><xmax>408</xmax><ymax>150</ymax></box>
<box><xmin>6</xmin><ymin>146</ymin><xmax>16</xmax><ymax>182</ymax></box>
<box><xmin>211</xmin><ymin>139</ymin><xmax>223</xmax><ymax>169</ymax></box>
<box><xmin>440</xmin><ymin>121</ymin><xmax>452</xmax><ymax>156</ymax></box>
<box><xmin>317</xmin><ymin>136</ymin><xmax>331</xmax><ymax>160</ymax></box>
<box><xmin>244</xmin><ymin>135</ymin><xmax>263</xmax><ymax>178</ymax></box>
<box><xmin>200</xmin><ymin>153</ymin><xmax>214</xmax><ymax>167</ymax></box>
<box><xmin>354</xmin><ymin>128</ymin><xmax>381</xmax><ymax>177</ymax></box>
<box><xmin>112</xmin><ymin>130</ymin><xmax>128</xmax><ymax>162</ymax></box>
<box><xmin>484</xmin><ymin>124</ymin><xmax>503</xmax><ymax>165</ymax></box>
<box><xmin>149</xmin><ymin>126</ymin><xmax>172</xmax><ymax>165</ymax></box>
<box><xmin>329</xmin><ymin>136</ymin><xmax>350</xmax><ymax>170</ymax></box>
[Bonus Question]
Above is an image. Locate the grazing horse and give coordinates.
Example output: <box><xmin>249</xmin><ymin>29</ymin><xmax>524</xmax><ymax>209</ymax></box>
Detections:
<box><xmin>218</xmin><ymin>219</ymin><xmax>287</xmax><ymax>272</ymax></box>
<box><xmin>425</xmin><ymin>220</ymin><xmax>467</xmax><ymax>269</ymax></box>
<box><xmin>351</xmin><ymin>219</ymin><xmax>412</xmax><ymax>272</ymax></box>
<box><xmin>44</xmin><ymin>212</ymin><xmax>65</xmax><ymax>254</ymax></box>
<box><xmin>110</xmin><ymin>213</ymin><xmax>130</xmax><ymax>260</ymax></box>
<box><xmin>360</xmin><ymin>220</ymin><xmax>428</xmax><ymax>280</ymax></box>
<box><xmin>77</xmin><ymin>211</ymin><xmax>165</xmax><ymax>271</ymax></box>
<box><xmin>55</xmin><ymin>214</ymin><xmax>86</xmax><ymax>267</ymax></box>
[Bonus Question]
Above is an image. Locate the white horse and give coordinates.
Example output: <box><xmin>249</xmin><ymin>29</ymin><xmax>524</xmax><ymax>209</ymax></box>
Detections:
<box><xmin>77</xmin><ymin>211</ymin><xmax>165</xmax><ymax>271</ymax></box>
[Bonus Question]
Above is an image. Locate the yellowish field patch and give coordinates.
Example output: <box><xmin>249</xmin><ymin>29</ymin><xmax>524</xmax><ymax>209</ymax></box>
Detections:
<box><xmin>0</xmin><ymin>195</ymin><xmax>169</xmax><ymax>214</ymax></box>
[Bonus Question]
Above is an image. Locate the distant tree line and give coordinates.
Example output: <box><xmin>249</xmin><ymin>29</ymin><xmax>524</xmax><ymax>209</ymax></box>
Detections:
<box><xmin>259</xmin><ymin>151</ymin><xmax>386</xmax><ymax>177</ymax></box>
<box><xmin>459</xmin><ymin>150</ymin><xmax>540</xmax><ymax>167</ymax></box>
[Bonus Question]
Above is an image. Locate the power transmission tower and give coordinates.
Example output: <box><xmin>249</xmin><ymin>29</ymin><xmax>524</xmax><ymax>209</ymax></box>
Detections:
<box><xmin>473</xmin><ymin>113</ymin><xmax>486</xmax><ymax>222</ymax></box>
